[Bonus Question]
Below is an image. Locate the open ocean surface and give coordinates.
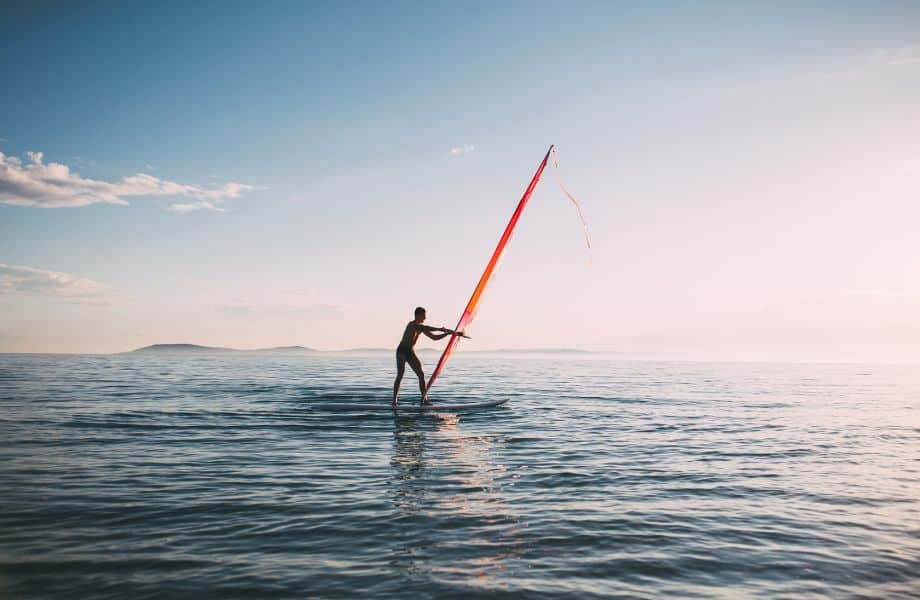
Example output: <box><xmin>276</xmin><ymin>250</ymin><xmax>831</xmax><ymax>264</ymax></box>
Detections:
<box><xmin>1</xmin><ymin>352</ymin><xmax>918</xmax><ymax>599</ymax></box>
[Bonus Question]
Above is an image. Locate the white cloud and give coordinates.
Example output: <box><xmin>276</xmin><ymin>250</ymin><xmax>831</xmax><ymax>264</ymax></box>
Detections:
<box><xmin>881</xmin><ymin>44</ymin><xmax>920</xmax><ymax>66</ymax></box>
<box><xmin>450</xmin><ymin>144</ymin><xmax>475</xmax><ymax>155</ymax></box>
<box><xmin>0</xmin><ymin>263</ymin><xmax>115</xmax><ymax>305</ymax></box>
<box><xmin>166</xmin><ymin>201</ymin><xmax>224</xmax><ymax>213</ymax></box>
<box><xmin>694</xmin><ymin>43</ymin><xmax>920</xmax><ymax>99</ymax></box>
<box><xmin>0</xmin><ymin>150</ymin><xmax>252</xmax><ymax>209</ymax></box>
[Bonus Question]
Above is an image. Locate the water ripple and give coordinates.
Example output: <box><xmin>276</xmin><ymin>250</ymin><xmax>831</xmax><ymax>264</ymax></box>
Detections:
<box><xmin>1</xmin><ymin>354</ymin><xmax>918</xmax><ymax>598</ymax></box>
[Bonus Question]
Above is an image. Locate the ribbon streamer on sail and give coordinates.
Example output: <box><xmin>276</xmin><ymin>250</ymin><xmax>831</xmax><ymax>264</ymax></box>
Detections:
<box><xmin>551</xmin><ymin>147</ymin><xmax>592</xmax><ymax>251</ymax></box>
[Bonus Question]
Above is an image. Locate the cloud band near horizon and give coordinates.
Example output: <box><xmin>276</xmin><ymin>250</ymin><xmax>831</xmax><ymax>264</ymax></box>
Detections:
<box><xmin>0</xmin><ymin>263</ymin><xmax>114</xmax><ymax>305</ymax></box>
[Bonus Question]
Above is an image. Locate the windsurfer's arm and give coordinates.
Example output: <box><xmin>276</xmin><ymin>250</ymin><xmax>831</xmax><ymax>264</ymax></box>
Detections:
<box><xmin>422</xmin><ymin>326</ymin><xmax>469</xmax><ymax>340</ymax></box>
<box><xmin>420</xmin><ymin>325</ymin><xmax>451</xmax><ymax>341</ymax></box>
<box><xmin>438</xmin><ymin>327</ymin><xmax>470</xmax><ymax>338</ymax></box>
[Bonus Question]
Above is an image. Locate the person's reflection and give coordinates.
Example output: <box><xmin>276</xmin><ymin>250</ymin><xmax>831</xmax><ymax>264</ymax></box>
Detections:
<box><xmin>388</xmin><ymin>412</ymin><xmax>522</xmax><ymax>583</ymax></box>
<box><xmin>387</xmin><ymin>413</ymin><xmax>432</xmax><ymax>577</ymax></box>
<box><xmin>390</xmin><ymin>414</ymin><xmax>427</xmax><ymax>512</ymax></box>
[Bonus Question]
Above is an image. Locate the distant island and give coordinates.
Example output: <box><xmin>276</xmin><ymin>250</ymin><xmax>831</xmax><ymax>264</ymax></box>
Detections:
<box><xmin>486</xmin><ymin>348</ymin><xmax>592</xmax><ymax>354</ymax></box>
<box><xmin>128</xmin><ymin>344</ymin><xmax>317</xmax><ymax>354</ymax></box>
<box><xmin>125</xmin><ymin>344</ymin><xmax>597</xmax><ymax>355</ymax></box>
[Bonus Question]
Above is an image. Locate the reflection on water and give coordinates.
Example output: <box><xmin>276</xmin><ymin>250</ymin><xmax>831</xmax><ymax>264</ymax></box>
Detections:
<box><xmin>388</xmin><ymin>415</ymin><xmax>433</xmax><ymax>579</ymax></box>
<box><xmin>390</xmin><ymin>415</ymin><xmax>429</xmax><ymax>513</ymax></box>
<box><xmin>389</xmin><ymin>412</ymin><xmax>523</xmax><ymax>585</ymax></box>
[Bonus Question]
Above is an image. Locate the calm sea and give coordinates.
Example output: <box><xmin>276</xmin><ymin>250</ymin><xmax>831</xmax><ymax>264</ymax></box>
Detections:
<box><xmin>1</xmin><ymin>353</ymin><xmax>918</xmax><ymax>599</ymax></box>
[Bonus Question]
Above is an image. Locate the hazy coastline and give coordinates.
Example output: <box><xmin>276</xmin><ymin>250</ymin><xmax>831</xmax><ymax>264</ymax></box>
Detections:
<box><xmin>126</xmin><ymin>343</ymin><xmax>599</xmax><ymax>356</ymax></box>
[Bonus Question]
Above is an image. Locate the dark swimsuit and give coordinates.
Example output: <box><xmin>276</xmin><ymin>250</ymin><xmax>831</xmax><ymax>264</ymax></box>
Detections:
<box><xmin>396</xmin><ymin>344</ymin><xmax>421</xmax><ymax>371</ymax></box>
<box><xmin>396</xmin><ymin>344</ymin><xmax>417</xmax><ymax>362</ymax></box>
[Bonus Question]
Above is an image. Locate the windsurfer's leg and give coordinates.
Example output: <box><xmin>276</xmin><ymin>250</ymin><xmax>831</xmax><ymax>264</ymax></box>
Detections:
<box><xmin>393</xmin><ymin>355</ymin><xmax>406</xmax><ymax>405</ymax></box>
<box><xmin>407</xmin><ymin>355</ymin><xmax>427</xmax><ymax>404</ymax></box>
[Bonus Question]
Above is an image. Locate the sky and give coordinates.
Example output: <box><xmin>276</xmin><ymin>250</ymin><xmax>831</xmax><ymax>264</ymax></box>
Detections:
<box><xmin>1</xmin><ymin>1</ymin><xmax>919</xmax><ymax>362</ymax></box>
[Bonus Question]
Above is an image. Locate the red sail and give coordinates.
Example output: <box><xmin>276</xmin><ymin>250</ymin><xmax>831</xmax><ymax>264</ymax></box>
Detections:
<box><xmin>426</xmin><ymin>145</ymin><xmax>554</xmax><ymax>392</ymax></box>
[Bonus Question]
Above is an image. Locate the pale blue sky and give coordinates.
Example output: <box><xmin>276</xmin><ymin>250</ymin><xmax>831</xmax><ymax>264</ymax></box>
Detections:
<box><xmin>2</xmin><ymin>2</ymin><xmax>919</xmax><ymax>360</ymax></box>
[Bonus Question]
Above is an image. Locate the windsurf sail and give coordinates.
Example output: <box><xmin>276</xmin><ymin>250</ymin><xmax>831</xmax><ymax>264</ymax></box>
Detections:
<box><xmin>426</xmin><ymin>145</ymin><xmax>556</xmax><ymax>392</ymax></box>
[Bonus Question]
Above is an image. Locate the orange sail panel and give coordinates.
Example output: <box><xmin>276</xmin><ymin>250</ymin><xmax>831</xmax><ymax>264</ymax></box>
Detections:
<box><xmin>426</xmin><ymin>145</ymin><xmax>554</xmax><ymax>392</ymax></box>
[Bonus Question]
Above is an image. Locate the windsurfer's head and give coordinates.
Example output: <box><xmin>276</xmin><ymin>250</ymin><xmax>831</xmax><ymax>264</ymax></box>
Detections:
<box><xmin>414</xmin><ymin>306</ymin><xmax>426</xmax><ymax>322</ymax></box>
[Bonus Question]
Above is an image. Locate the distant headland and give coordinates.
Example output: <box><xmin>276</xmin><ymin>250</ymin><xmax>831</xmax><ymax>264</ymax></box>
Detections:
<box><xmin>127</xmin><ymin>344</ymin><xmax>317</xmax><ymax>354</ymax></box>
<box><xmin>125</xmin><ymin>344</ymin><xmax>596</xmax><ymax>355</ymax></box>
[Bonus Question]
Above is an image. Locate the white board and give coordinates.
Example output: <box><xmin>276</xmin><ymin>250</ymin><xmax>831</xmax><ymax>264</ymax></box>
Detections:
<box><xmin>316</xmin><ymin>398</ymin><xmax>508</xmax><ymax>411</ymax></box>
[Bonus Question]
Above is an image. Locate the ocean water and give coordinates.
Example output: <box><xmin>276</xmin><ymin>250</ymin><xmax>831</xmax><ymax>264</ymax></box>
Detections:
<box><xmin>1</xmin><ymin>353</ymin><xmax>918</xmax><ymax>599</ymax></box>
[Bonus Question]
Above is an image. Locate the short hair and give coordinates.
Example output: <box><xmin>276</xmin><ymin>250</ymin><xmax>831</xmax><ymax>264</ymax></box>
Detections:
<box><xmin>414</xmin><ymin>306</ymin><xmax>426</xmax><ymax>317</ymax></box>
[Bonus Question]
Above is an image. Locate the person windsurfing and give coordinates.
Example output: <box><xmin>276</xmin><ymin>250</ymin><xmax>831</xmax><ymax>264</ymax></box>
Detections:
<box><xmin>393</xmin><ymin>307</ymin><xmax>459</xmax><ymax>406</ymax></box>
